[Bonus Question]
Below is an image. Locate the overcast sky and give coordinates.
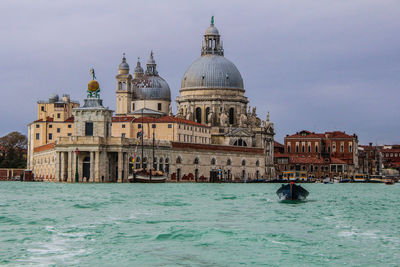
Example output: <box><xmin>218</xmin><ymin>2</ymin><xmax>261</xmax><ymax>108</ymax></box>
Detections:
<box><xmin>0</xmin><ymin>0</ymin><xmax>399</xmax><ymax>144</ymax></box>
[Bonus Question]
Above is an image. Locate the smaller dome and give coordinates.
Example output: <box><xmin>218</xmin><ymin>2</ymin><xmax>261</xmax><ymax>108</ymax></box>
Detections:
<box><xmin>205</xmin><ymin>25</ymin><xmax>219</xmax><ymax>35</ymax></box>
<box><xmin>119</xmin><ymin>54</ymin><xmax>129</xmax><ymax>70</ymax></box>
<box><xmin>134</xmin><ymin>58</ymin><xmax>144</xmax><ymax>74</ymax></box>
<box><xmin>88</xmin><ymin>80</ymin><xmax>99</xmax><ymax>92</ymax></box>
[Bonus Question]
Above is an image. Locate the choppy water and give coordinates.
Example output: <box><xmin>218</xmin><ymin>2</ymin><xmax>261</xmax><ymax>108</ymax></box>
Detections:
<box><xmin>1</xmin><ymin>182</ymin><xmax>399</xmax><ymax>266</ymax></box>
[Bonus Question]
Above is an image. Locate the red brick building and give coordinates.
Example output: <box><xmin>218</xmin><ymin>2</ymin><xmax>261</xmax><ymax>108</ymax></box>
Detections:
<box><xmin>275</xmin><ymin>130</ymin><xmax>359</xmax><ymax>178</ymax></box>
<box><xmin>381</xmin><ymin>145</ymin><xmax>400</xmax><ymax>172</ymax></box>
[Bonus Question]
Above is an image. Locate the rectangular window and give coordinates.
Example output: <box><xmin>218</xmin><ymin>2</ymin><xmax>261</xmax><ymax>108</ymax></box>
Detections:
<box><xmin>122</xmin><ymin>133</ymin><xmax>126</xmax><ymax>138</ymax></box>
<box><xmin>36</xmin><ymin>124</ymin><xmax>40</xmax><ymax>128</ymax></box>
<box><xmin>85</xmin><ymin>122</ymin><xmax>93</xmax><ymax>136</ymax></box>
<box><xmin>57</xmin><ymin>113</ymin><xmax>60</xmax><ymax>119</ymax></box>
<box><xmin>168</xmin><ymin>124</ymin><xmax>172</xmax><ymax>128</ymax></box>
<box><xmin>152</xmin><ymin>124</ymin><xmax>156</xmax><ymax>128</ymax></box>
<box><xmin>49</xmin><ymin>124</ymin><xmax>52</xmax><ymax>128</ymax></box>
<box><xmin>41</xmin><ymin>106</ymin><xmax>45</xmax><ymax>111</ymax></box>
<box><xmin>67</xmin><ymin>133</ymin><xmax>72</xmax><ymax>136</ymax></box>
<box><xmin>57</xmin><ymin>128</ymin><xmax>60</xmax><ymax>133</ymax></box>
<box><xmin>49</xmin><ymin>133</ymin><xmax>53</xmax><ymax>140</ymax></box>
<box><xmin>122</xmin><ymin>124</ymin><xmax>126</xmax><ymax>128</ymax></box>
<box><xmin>36</xmin><ymin>133</ymin><xmax>40</xmax><ymax>140</ymax></box>
<box><xmin>68</xmin><ymin>124</ymin><xmax>71</xmax><ymax>128</ymax></box>
<box><xmin>138</xmin><ymin>124</ymin><xmax>142</xmax><ymax>129</ymax></box>
<box><xmin>157</xmin><ymin>103</ymin><xmax>162</xmax><ymax>111</ymax></box>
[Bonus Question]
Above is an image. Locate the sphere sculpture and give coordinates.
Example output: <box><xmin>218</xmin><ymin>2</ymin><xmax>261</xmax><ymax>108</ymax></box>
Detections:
<box><xmin>87</xmin><ymin>68</ymin><xmax>100</xmax><ymax>98</ymax></box>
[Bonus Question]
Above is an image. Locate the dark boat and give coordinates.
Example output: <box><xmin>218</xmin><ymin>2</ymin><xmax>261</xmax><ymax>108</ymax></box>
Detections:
<box><xmin>129</xmin><ymin>169</ymin><xmax>166</xmax><ymax>183</ymax></box>
<box><xmin>276</xmin><ymin>182</ymin><xmax>309</xmax><ymax>201</ymax></box>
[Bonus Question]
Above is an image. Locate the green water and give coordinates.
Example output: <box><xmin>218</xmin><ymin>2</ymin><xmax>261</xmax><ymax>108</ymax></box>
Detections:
<box><xmin>1</xmin><ymin>182</ymin><xmax>399</xmax><ymax>266</ymax></box>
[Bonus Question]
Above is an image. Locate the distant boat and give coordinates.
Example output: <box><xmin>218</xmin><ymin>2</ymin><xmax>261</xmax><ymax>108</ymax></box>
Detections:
<box><xmin>369</xmin><ymin>175</ymin><xmax>384</xmax><ymax>183</ymax></box>
<box><xmin>130</xmin><ymin>169</ymin><xmax>166</xmax><ymax>183</ymax></box>
<box><xmin>385</xmin><ymin>178</ymin><xmax>394</xmax><ymax>185</ymax></box>
<box><xmin>353</xmin><ymin>174</ymin><xmax>368</xmax><ymax>183</ymax></box>
<box><xmin>276</xmin><ymin>182</ymin><xmax>309</xmax><ymax>201</ymax></box>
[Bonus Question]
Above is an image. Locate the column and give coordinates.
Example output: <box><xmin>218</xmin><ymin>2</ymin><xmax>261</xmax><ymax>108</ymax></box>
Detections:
<box><xmin>90</xmin><ymin>151</ymin><xmax>95</xmax><ymax>183</ymax></box>
<box><xmin>95</xmin><ymin>151</ymin><xmax>100</xmax><ymax>182</ymax></box>
<box><xmin>55</xmin><ymin>152</ymin><xmax>61</xmax><ymax>182</ymax></box>
<box><xmin>118</xmin><ymin>151</ymin><xmax>123</xmax><ymax>183</ymax></box>
<box><xmin>123</xmin><ymin>152</ymin><xmax>129</xmax><ymax>183</ymax></box>
<box><xmin>67</xmin><ymin>151</ymin><xmax>73</xmax><ymax>182</ymax></box>
<box><xmin>60</xmin><ymin>152</ymin><xmax>65</xmax><ymax>182</ymax></box>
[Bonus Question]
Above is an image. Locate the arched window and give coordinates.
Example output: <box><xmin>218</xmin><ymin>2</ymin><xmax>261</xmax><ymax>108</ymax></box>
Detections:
<box><xmin>205</xmin><ymin>107</ymin><xmax>210</xmax><ymax>124</ymax></box>
<box><xmin>195</xmin><ymin>107</ymin><xmax>202</xmax><ymax>124</ymax></box>
<box><xmin>211</xmin><ymin>158</ymin><xmax>216</xmax><ymax>165</ymax></box>
<box><xmin>233</xmin><ymin>139</ymin><xmax>247</xmax><ymax>147</ymax></box>
<box><xmin>194</xmin><ymin>157</ymin><xmax>199</xmax><ymax>165</ymax></box>
<box><xmin>159</xmin><ymin>158</ymin><xmax>164</xmax><ymax>172</ymax></box>
<box><xmin>176</xmin><ymin>156</ymin><xmax>182</xmax><ymax>164</ymax></box>
<box><xmin>142</xmin><ymin>157</ymin><xmax>147</xmax><ymax>169</ymax></box>
<box><xmin>226</xmin><ymin>158</ymin><xmax>232</xmax><ymax>166</ymax></box>
<box><xmin>118</xmin><ymin>82</ymin><xmax>122</xmax><ymax>90</ymax></box>
<box><xmin>256</xmin><ymin>160</ymin><xmax>260</xmax><ymax>167</ymax></box>
<box><xmin>153</xmin><ymin>157</ymin><xmax>157</xmax><ymax>170</ymax></box>
<box><xmin>229</xmin><ymin>108</ymin><xmax>234</xmax><ymax>125</ymax></box>
<box><xmin>242</xmin><ymin>159</ymin><xmax>246</xmax><ymax>166</ymax></box>
<box><xmin>165</xmin><ymin>158</ymin><xmax>169</xmax><ymax>173</ymax></box>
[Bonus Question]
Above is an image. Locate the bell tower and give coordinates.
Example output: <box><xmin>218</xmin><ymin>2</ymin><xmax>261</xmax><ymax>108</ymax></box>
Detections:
<box><xmin>116</xmin><ymin>53</ymin><xmax>132</xmax><ymax>115</ymax></box>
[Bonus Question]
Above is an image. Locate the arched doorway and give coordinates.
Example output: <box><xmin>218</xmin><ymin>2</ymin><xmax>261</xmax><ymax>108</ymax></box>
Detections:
<box><xmin>83</xmin><ymin>156</ymin><xmax>90</xmax><ymax>182</ymax></box>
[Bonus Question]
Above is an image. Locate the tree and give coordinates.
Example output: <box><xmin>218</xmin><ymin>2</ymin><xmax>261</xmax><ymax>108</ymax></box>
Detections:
<box><xmin>0</xmin><ymin>131</ymin><xmax>27</xmax><ymax>168</ymax></box>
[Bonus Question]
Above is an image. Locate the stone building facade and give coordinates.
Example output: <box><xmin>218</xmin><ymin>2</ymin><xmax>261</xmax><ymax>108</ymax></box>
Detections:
<box><xmin>27</xmin><ymin>18</ymin><xmax>275</xmax><ymax>182</ymax></box>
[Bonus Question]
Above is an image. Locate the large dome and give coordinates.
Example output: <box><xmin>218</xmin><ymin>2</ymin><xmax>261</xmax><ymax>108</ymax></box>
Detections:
<box><xmin>132</xmin><ymin>75</ymin><xmax>171</xmax><ymax>101</ymax></box>
<box><xmin>181</xmin><ymin>55</ymin><xmax>244</xmax><ymax>90</ymax></box>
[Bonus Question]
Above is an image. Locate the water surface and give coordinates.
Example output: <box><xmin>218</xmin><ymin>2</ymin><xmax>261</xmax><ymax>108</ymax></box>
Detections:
<box><xmin>1</xmin><ymin>182</ymin><xmax>399</xmax><ymax>266</ymax></box>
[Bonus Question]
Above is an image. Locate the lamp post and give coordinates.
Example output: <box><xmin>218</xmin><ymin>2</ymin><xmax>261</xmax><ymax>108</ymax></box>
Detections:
<box><xmin>75</xmin><ymin>148</ymin><xmax>79</xmax><ymax>183</ymax></box>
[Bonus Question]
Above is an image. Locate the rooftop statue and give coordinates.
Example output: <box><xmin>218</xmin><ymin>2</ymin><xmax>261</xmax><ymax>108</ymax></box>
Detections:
<box><xmin>87</xmin><ymin>68</ymin><xmax>100</xmax><ymax>98</ymax></box>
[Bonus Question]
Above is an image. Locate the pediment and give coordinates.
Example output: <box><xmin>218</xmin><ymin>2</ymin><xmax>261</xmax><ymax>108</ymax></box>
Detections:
<box><xmin>226</xmin><ymin>127</ymin><xmax>253</xmax><ymax>137</ymax></box>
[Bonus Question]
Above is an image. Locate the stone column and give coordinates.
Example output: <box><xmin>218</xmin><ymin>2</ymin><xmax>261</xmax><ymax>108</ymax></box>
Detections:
<box><xmin>95</xmin><ymin>151</ymin><xmax>100</xmax><ymax>182</ymax></box>
<box><xmin>55</xmin><ymin>152</ymin><xmax>61</xmax><ymax>182</ymax></box>
<box><xmin>123</xmin><ymin>152</ymin><xmax>129</xmax><ymax>183</ymax></box>
<box><xmin>118</xmin><ymin>151</ymin><xmax>123</xmax><ymax>183</ymax></box>
<box><xmin>60</xmin><ymin>152</ymin><xmax>65</xmax><ymax>182</ymax></box>
<box><xmin>90</xmin><ymin>151</ymin><xmax>95</xmax><ymax>183</ymax></box>
<box><xmin>67</xmin><ymin>151</ymin><xmax>73</xmax><ymax>183</ymax></box>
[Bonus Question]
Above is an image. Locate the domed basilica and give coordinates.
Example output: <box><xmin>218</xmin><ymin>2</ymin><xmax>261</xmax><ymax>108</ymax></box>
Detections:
<box><xmin>27</xmin><ymin>18</ymin><xmax>275</xmax><ymax>183</ymax></box>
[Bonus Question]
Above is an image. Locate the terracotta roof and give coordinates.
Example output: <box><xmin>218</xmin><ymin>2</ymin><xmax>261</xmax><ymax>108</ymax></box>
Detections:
<box><xmin>112</xmin><ymin>116</ymin><xmax>135</xmax><ymax>122</ymax></box>
<box><xmin>286</xmin><ymin>130</ymin><xmax>355</xmax><ymax>139</ymax></box>
<box><xmin>33</xmin><ymin>116</ymin><xmax>73</xmax><ymax>123</ymax></box>
<box><xmin>34</xmin><ymin>143</ymin><xmax>55</xmax><ymax>153</ymax></box>
<box><xmin>133</xmin><ymin>116</ymin><xmax>209</xmax><ymax>127</ymax></box>
<box><xmin>172</xmin><ymin>142</ymin><xmax>264</xmax><ymax>154</ymax></box>
<box><xmin>274</xmin><ymin>152</ymin><xmax>289</xmax><ymax>158</ymax></box>
<box><xmin>289</xmin><ymin>156</ymin><xmax>324</xmax><ymax>164</ymax></box>
<box><xmin>65</xmin><ymin>116</ymin><xmax>74</xmax><ymax>122</ymax></box>
<box><xmin>330</xmin><ymin>157</ymin><xmax>347</xmax><ymax>164</ymax></box>
<box><xmin>286</xmin><ymin>130</ymin><xmax>325</xmax><ymax>139</ymax></box>
<box><xmin>382</xmin><ymin>148</ymin><xmax>400</xmax><ymax>153</ymax></box>
<box><xmin>274</xmin><ymin>141</ymin><xmax>284</xmax><ymax>148</ymax></box>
